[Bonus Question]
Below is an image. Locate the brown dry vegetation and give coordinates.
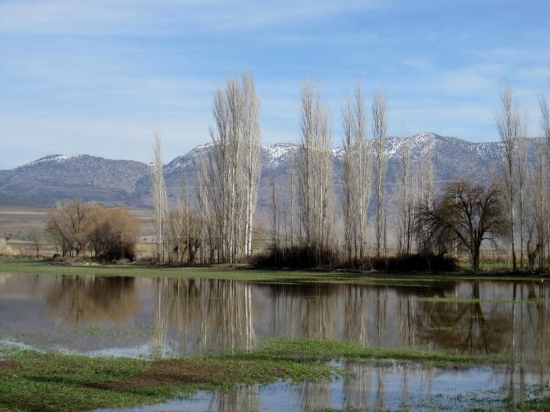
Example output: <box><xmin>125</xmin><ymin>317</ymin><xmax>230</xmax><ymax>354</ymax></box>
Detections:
<box><xmin>98</xmin><ymin>361</ymin><xmax>226</xmax><ymax>390</ymax></box>
<box><xmin>0</xmin><ymin>361</ymin><xmax>20</xmax><ymax>373</ymax></box>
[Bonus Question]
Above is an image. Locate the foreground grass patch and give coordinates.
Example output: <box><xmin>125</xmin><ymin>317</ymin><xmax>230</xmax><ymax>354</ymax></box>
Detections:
<box><xmin>0</xmin><ymin>351</ymin><xmax>159</xmax><ymax>412</ymax></box>
<box><xmin>0</xmin><ymin>338</ymin><xmax>510</xmax><ymax>412</ymax></box>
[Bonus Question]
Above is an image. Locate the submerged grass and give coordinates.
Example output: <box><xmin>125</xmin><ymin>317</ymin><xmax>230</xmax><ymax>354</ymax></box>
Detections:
<box><xmin>0</xmin><ymin>337</ymin><xmax>510</xmax><ymax>412</ymax></box>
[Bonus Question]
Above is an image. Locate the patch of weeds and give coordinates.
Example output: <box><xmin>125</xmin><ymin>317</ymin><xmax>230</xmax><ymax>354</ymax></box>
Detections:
<box><xmin>255</xmin><ymin>337</ymin><xmax>504</xmax><ymax>369</ymax></box>
<box><xmin>0</xmin><ymin>349</ymin><xmax>165</xmax><ymax>412</ymax></box>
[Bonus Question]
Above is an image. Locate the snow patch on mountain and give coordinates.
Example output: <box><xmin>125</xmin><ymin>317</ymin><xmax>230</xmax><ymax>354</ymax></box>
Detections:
<box><xmin>24</xmin><ymin>154</ymin><xmax>83</xmax><ymax>168</ymax></box>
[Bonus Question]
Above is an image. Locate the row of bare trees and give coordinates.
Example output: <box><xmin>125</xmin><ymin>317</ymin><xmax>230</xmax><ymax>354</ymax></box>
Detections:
<box><xmin>495</xmin><ymin>85</ymin><xmax>550</xmax><ymax>271</ymax></box>
<box><xmin>149</xmin><ymin>74</ymin><xmax>550</xmax><ymax>271</ymax></box>
<box><xmin>152</xmin><ymin>74</ymin><xmax>261</xmax><ymax>264</ymax></box>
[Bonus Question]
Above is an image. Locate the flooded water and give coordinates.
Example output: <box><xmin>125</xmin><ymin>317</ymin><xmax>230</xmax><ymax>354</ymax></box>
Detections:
<box><xmin>1</xmin><ymin>273</ymin><xmax>549</xmax><ymax>410</ymax></box>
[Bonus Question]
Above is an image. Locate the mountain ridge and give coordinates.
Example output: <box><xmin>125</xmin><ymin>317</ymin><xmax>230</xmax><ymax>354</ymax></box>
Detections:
<box><xmin>0</xmin><ymin>133</ymin><xmax>523</xmax><ymax>209</ymax></box>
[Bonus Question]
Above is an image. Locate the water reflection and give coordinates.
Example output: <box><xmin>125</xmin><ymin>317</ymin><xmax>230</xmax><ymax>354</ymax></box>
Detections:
<box><xmin>46</xmin><ymin>276</ymin><xmax>139</xmax><ymax>324</ymax></box>
<box><xmin>103</xmin><ymin>364</ymin><xmax>547</xmax><ymax>412</ymax></box>
<box><xmin>3</xmin><ymin>274</ymin><xmax>550</xmax><ymax>411</ymax></box>
<box><xmin>1</xmin><ymin>274</ymin><xmax>550</xmax><ymax>365</ymax></box>
<box><xmin>151</xmin><ymin>278</ymin><xmax>256</xmax><ymax>356</ymax></box>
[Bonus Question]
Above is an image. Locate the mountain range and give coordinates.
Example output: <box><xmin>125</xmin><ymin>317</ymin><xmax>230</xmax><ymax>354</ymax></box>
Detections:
<box><xmin>0</xmin><ymin>133</ymin><xmax>532</xmax><ymax>214</ymax></box>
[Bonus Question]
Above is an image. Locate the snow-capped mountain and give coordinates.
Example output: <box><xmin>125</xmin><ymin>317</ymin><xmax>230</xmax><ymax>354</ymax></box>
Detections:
<box><xmin>0</xmin><ymin>133</ymin><xmax>530</xmax><ymax>208</ymax></box>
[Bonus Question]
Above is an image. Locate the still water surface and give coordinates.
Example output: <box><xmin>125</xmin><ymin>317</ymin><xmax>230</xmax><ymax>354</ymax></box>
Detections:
<box><xmin>1</xmin><ymin>273</ymin><xmax>549</xmax><ymax>410</ymax></box>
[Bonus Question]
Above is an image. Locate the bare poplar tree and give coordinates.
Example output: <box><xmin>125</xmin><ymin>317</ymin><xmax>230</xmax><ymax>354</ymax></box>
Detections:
<box><xmin>196</xmin><ymin>160</ymin><xmax>216</xmax><ymax>264</ymax></box>
<box><xmin>420</xmin><ymin>136</ymin><xmax>436</xmax><ymax>206</ymax></box>
<box><xmin>525</xmin><ymin>137</ymin><xmax>548</xmax><ymax>269</ymax></box>
<box><xmin>538</xmin><ymin>94</ymin><xmax>550</xmax><ymax>267</ymax></box>
<box><xmin>396</xmin><ymin>136</ymin><xmax>415</xmax><ymax>256</ymax></box>
<box><xmin>200</xmin><ymin>74</ymin><xmax>261</xmax><ymax>263</ymax></box>
<box><xmin>288</xmin><ymin>154</ymin><xmax>298</xmax><ymax>248</ymax></box>
<box><xmin>496</xmin><ymin>85</ymin><xmax>522</xmax><ymax>271</ymax></box>
<box><xmin>517</xmin><ymin>124</ymin><xmax>528</xmax><ymax>269</ymax></box>
<box><xmin>297</xmin><ymin>80</ymin><xmax>335</xmax><ymax>262</ymax></box>
<box><xmin>240</xmin><ymin>75</ymin><xmax>262</xmax><ymax>256</ymax></box>
<box><xmin>152</xmin><ymin>131</ymin><xmax>168</xmax><ymax>263</ymax></box>
<box><xmin>414</xmin><ymin>135</ymin><xmax>437</xmax><ymax>255</ymax></box>
<box><xmin>540</xmin><ymin>94</ymin><xmax>550</xmax><ymax>144</ymax></box>
<box><xmin>372</xmin><ymin>91</ymin><xmax>388</xmax><ymax>258</ymax></box>
<box><xmin>342</xmin><ymin>82</ymin><xmax>371</xmax><ymax>264</ymax></box>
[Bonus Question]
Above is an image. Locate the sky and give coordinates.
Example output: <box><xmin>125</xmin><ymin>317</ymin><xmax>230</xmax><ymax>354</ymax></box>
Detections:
<box><xmin>1</xmin><ymin>0</ymin><xmax>549</xmax><ymax>169</ymax></box>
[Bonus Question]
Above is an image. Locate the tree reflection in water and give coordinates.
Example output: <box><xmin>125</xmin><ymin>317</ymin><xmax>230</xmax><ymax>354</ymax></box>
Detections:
<box><xmin>208</xmin><ymin>384</ymin><xmax>260</xmax><ymax>412</ymax></box>
<box><xmin>46</xmin><ymin>275</ymin><xmax>139</xmax><ymax>324</ymax></box>
<box><xmin>39</xmin><ymin>275</ymin><xmax>550</xmax><ymax>374</ymax></box>
<box><xmin>151</xmin><ymin>278</ymin><xmax>256</xmax><ymax>356</ymax></box>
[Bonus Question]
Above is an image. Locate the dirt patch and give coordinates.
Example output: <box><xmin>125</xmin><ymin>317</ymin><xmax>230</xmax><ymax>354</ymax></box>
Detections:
<box><xmin>100</xmin><ymin>360</ymin><xmax>224</xmax><ymax>390</ymax></box>
<box><xmin>0</xmin><ymin>360</ymin><xmax>20</xmax><ymax>372</ymax></box>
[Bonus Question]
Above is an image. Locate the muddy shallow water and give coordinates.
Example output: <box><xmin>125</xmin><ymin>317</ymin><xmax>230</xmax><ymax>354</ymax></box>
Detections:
<box><xmin>1</xmin><ymin>273</ymin><xmax>549</xmax><ymax>410</ymax></box>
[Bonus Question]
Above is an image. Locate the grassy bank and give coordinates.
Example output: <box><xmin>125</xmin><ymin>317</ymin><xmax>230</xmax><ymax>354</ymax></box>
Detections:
<box><xmin>0</xmin><ymin>257</ymin><xmax>540</xmax><ymax>285</ymax></box>
<box><xmin>0</xmin><ymin>338</ymin><xmax>512</xmax><ymax>412</ymax></box>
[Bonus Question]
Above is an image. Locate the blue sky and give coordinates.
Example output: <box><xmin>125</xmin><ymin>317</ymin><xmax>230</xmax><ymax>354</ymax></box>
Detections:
<box><xmin>1</xmin><ymin>0</ymin><xmax>549</xmax><ymax>169</ymax></box>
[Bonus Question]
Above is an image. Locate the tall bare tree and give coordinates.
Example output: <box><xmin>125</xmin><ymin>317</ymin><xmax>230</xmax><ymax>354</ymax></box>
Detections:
<box><xmin>342</xmin><ymin>82</ymin><xmax>372</xmax><ymax>264</ymax></box>
<box><xmin>240</xmin><ymin>75</ymin><xmax>262</xmax><ymax>256</ymax></box>
<box><xmin>525</xmin><ymin>137</ymin><xmax>548</xmax><ymax>269</ymax></box>
<box><xmin>152</xmin><ymin>131</ymin><xmax>168</xmax><ymax>263</ymax></box>
<box><xmin>414</xmin><ymin>135</ymin><xmax>437</xmax><ymax>255</ymax></box>
<box><xmin>196</xmin><ymin>163</ymin><xmax>216</xmax><ymax>264</ymax></box>
<box><xmin>396</xmin><ymin>136</ymin><xmax>415</xmax><ymax>256</ymax></box>
<box><xmin>517</xmin><ymin>129</ymin><xmax>528</xmax><ymax>269</ymax></box>
<box><xmin>537</xmin><ymin>93</ymin><xmax>550</xmax><ymax>268</ymax></box>
<box><xmin>372</xmin><ymin>91</ymin><xmax>389</xmax><ymax>258</ymax></box>
<box><xmin>541</xmin><ymin>94</ymin><xmax>550</xmax><ymax>143</ymax></box>
<box><xmin>200</xmin><ymin>73</ymin><xmax>261</xmax><ymax>263</ymax></box>
<box><xmin>297</xmin><ymin>80</ymin><xmax>335</xmax><ymax>261</ymax></box>
<box><xmin>496</xmin><ymin>85</ymin><xmax>522</xmax><ymax>271</ymax></box>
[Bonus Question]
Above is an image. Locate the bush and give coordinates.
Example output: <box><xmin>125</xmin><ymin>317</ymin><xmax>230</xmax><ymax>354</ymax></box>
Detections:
<box><xmin>251</xmin><ymin>245</ymin><xmax>343</xmax><ymax>269</ymax></box>
<box><xmin>252</xmin><ymin>246</ymin><xmax>457</xmax><ymax>273</ymax></box>
<box><xmin>370</xmin><ymin>254</ymin><xmax>458</xmax><ymax>273</ymax></box>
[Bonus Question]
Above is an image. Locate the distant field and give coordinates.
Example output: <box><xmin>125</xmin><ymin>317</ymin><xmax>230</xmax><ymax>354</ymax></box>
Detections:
<box><xmin>0</xmin><ymin>206</ymin><xmax>155</xmax><ymax>258</ymax></box>
<box><xmin>0</xmin><ymin>207</ymin><xmax>49</xmax><ymax>238</ymax></box>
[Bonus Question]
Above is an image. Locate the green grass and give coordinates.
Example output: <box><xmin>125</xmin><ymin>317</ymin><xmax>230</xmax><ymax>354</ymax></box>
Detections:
<box><xmin>0</xmin><ymin>257</ymin><xmax>544</xmax><ymax>285</ymax></box>
<box><xmin>255</xmin><ymin>338</ymin><xmax>506</xmax><ymax>368</ymax></box>
<box><xmin>0</xmin><ymin>351</ymin><xmax>160</xmax><ymax>412</ymax></box>
<box><xmin>0</xmin><ymin>257</ymin><xmax>332</xmax><ymax>281</ymax></box>
<box><xmin>0</xmin><ymin>337</ymin><xmax>514</xmax><ymax>412</ymax></box>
